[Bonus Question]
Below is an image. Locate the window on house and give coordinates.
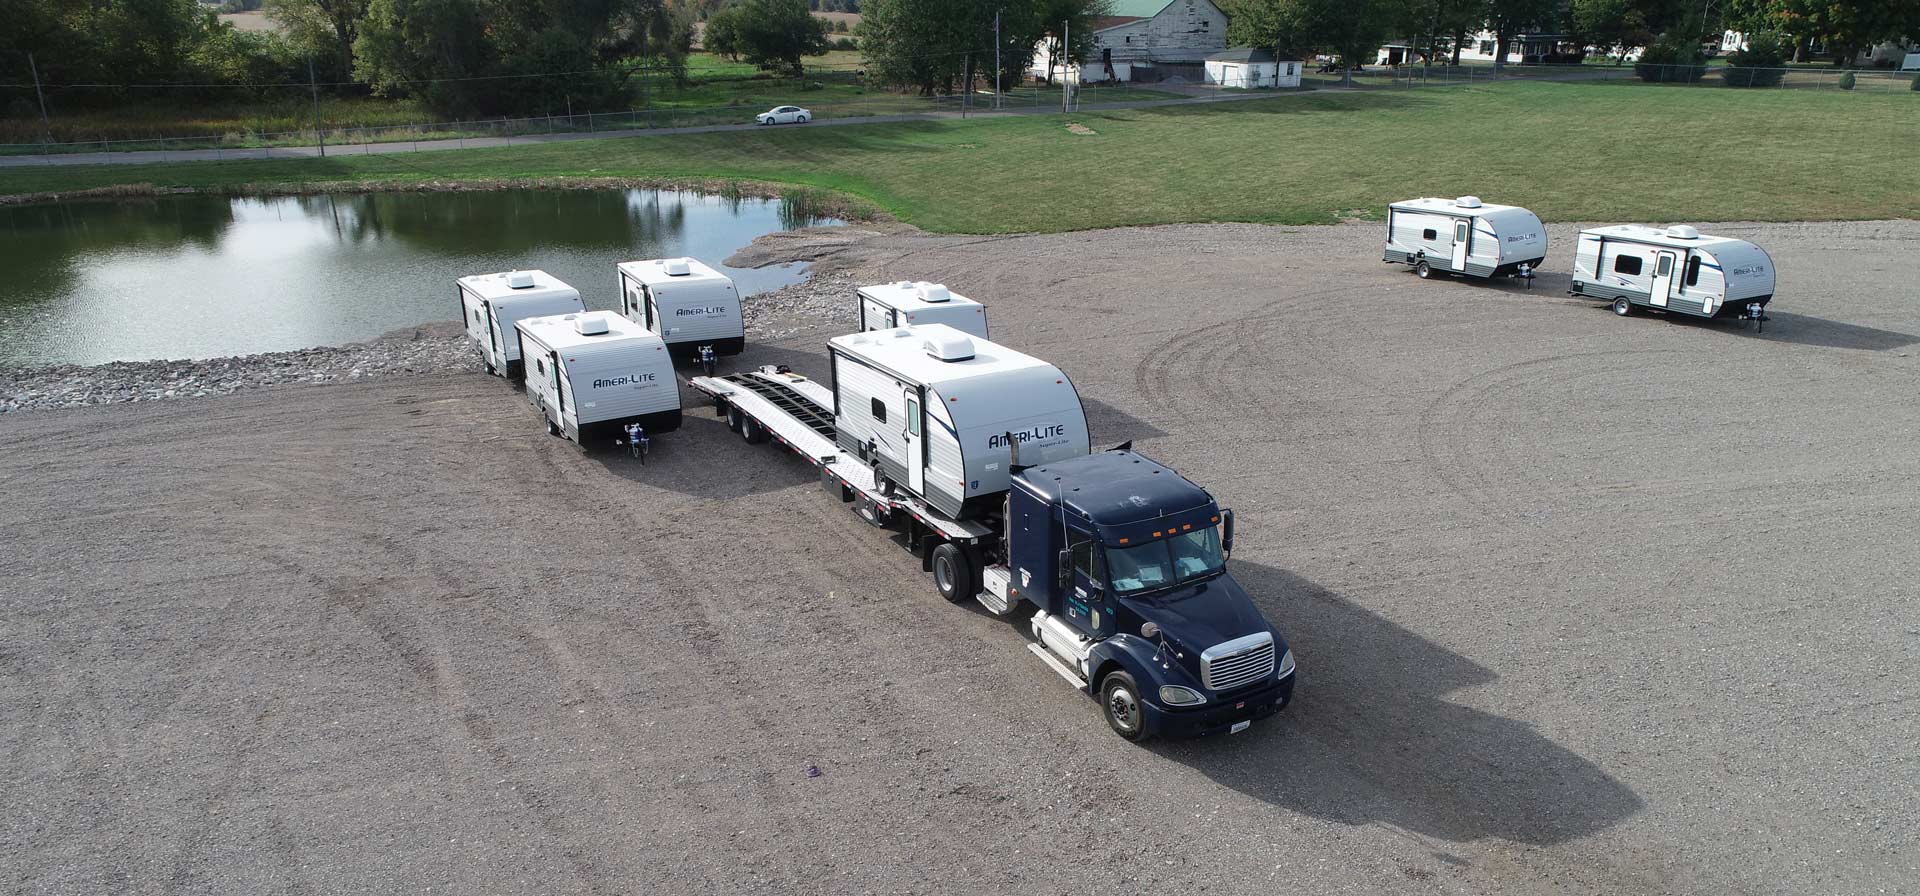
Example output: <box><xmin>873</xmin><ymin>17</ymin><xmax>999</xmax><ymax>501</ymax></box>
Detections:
<box><xmin>871</xmin><ymin>397</ymin><xmax>887</xmax><ymax>423</ymax></box>
<box><xmin>1684</xmin><ymin>255</ymin><xmax>1702</xmax><ymax>286</ymax></box>
<box><xmin>1423</xmin><ymin>228</ymin><xmax>1438</xmax><ymax>240</ymax></box>
<box><xmin>1614</xmin><ymin>255</ymin><xmax>1643</xmax><ymax>275</ymax></box>
<box><xmin>1479</xmin><ymin>40</ymin><xmax>1495</xmax><ymax>54</ymax></box>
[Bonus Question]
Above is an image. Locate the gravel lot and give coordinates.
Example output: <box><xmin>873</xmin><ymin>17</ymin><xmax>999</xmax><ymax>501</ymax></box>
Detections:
<box><xmin>3</xmin><ymin>220</ymin><xmax>1917</xmax><ymax>895</ymax></box>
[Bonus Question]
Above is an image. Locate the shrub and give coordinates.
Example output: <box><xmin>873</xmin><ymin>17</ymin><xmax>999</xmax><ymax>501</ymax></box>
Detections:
<box><xmin>1724</xmin><ymin>32</ymin><xmax>1787</xmax><ymax>87</ymax></box>
<box><xmin>1635</xmin><ymin>35</ymin><xmax>1708</xmax><ymax>83</ymax></box>
<box><xmin>1839</xmin><ymin>71</ymin><xmax>1855</xmax><ymax>90</ymax></box>
<box><xmin>1912</xmin><ymin>73</ymin><xmax>1920</xmax><ymax>91</ymax></box>
<box><xmin>833</xmin><ymin>36</ymin><xmax>857</xmax><ymax>50</ymax></box>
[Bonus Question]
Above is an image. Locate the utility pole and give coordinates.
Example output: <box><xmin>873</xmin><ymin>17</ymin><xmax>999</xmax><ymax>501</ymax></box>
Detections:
<box><xmin>27</xmin><ymin>52</ymin><xmax>52</xmax><ymax>149</ymax></box>
<box><xmin>309</xmin><ymin>57</ymin><xmax>325</xmax><ymax>157</ymax></box>
<box><xmin>994</xmin><ymin>10</ymin><xmax>1002</xmax><ymax>111</ymax></box>
<box><xmin>1062</xmin><ymin>20</ymin><xmax>1070</xmax><ymax>113</ymax></box>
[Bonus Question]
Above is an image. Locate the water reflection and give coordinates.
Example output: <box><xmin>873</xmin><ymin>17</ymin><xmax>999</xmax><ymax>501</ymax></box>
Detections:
<box><xmin>0</xmin><ymin>189</ymin><xmax>837</xmax><ymax>365</ymax></box>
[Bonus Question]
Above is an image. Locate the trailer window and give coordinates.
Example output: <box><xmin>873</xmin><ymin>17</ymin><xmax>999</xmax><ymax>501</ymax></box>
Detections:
<box><xmin>870</xmin><ymin>397</ymin><xmax>887</xmax><ymax>423</ymax></box>
<box><xmin>1684</xmin><ymin>255</ymin><xmax>1702</xmax><ymax>286</ymax></box>
<box><xmin>1656</xmin><ymin>255</ymin><xmax>1673</xmax><ymax>278</ymax></box>
<box><xmin>905</xmin><ymin>399</ymin><xmax>920</xmax><ymax>435</ymax></box>
<box><xmin>1614</xmin><ymin>255</ymin><xmax>1643</xmax><ymax>276</ymax></box>
<box><xmin>1422</xmin><ymin>228</ymin><xmax>1437</xmax><ymax>241</ymax></box>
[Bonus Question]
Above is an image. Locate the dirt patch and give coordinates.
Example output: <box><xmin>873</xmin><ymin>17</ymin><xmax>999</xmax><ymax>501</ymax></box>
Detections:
<box><xmin>1066</xmin><ymin>122</ymin><xmax>1098</xmax><ymax>135</ymax></box>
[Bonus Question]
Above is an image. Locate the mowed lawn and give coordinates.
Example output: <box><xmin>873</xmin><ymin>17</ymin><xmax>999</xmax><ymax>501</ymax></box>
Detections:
<box><xmin>3</xmin><ymin>82</ymin><xmax>1914</xmax><ymax>233</ymax></box>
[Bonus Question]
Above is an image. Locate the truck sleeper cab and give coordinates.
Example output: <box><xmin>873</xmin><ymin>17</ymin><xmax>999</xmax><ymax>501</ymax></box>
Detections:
<box><xmin>940</xmin><ymin>449</ymin><xmax>1295</xmax><ymax>741</ymax></box>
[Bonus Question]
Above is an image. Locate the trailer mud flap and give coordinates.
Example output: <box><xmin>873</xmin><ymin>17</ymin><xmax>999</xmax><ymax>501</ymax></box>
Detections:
<box><xmin>821</xmin><ymin>467</ymin><xmax>853</xmax><ymax>502</ymax></box>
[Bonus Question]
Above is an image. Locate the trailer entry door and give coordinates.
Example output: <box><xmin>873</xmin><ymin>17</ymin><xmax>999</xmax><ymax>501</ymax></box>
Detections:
<box><xmin>1650</xmin><ymin>251</ymin><xmax>1677</xmax><ymax>307</ymax></box>
<box><xmin>1451</xmin><ymin>219</ymin><xmax>1470</xmax><ymax>271</ymax></box>
<box><xmin>902</xmin><ymin>387</ymin><xmax>924</xmax><ymax>495</ymax></box>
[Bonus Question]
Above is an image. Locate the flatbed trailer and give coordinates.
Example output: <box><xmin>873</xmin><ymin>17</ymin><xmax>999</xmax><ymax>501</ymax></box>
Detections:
<box><xmin>689</xmin><ymin>365</ymin><xmax>1296</xmax><ymax>741</ymax></box>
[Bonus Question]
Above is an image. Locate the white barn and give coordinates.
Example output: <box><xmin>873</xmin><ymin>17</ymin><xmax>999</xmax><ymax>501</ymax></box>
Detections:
<box><xmin>1031</xmin><ymin>0</ymin><xmax>1228</xmax><ymax>83</ymax></box>
<box><xmin>1204</xmin><ymin>48</ymin><xmax>1304</xmax><ymax>88</ymax></box>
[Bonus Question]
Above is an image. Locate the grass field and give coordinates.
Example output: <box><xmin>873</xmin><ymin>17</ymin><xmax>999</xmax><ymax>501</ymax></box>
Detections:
<box><xmin>3</xmin><ymin>81</ymin><xmax>1915</xmax><ymax>233</ymax></box>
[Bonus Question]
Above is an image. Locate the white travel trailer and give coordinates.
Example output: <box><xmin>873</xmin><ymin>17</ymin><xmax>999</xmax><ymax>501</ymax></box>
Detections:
<box><xmin>514</xmin><ymin>312</ymin><xmax>682</xmax><ymax>447</ymax></box>
<box><xmin>614</xmin><ymin>257</ymin><xmax>745</xmax><ymax>358</ymax></box>
<box><xmin>457</xmin><ymin>269</ymin><xmax>584</xmax><ymax>379</ymax></box>
<box><xmin>1570</xmin><ymin>225</ymin><xmax>1776</xmax><ymax>320</ymax></box>
<box><xmin>1383</xmin><ymin>196</ymin><xmax>1548</xmax><ymax>281</ymax></box>
<box><xmin>829</xmin><ymin>325</ymin><xmax>1090</xmax><ymax>520</ymax></box>
<box><xmin>857</xmin><ymin>281</ymin><xmax>990</xmax><ymax>339</ymax></box>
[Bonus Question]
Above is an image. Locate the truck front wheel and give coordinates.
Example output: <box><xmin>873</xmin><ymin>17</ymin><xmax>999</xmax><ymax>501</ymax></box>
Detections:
<box><xmin>930</xmin><ymin>542</ymin><xmax>976</xmax><ymax>605</ymax></box>
<box><xmin>1100</xmin><ymin>671</ymin><xmax>1149</xmax><ymax>742</ymax></box>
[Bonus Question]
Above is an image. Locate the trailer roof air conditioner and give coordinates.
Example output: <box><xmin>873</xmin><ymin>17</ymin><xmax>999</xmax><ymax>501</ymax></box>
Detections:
<box><xmin>663</xmin><ymin>258</ymin><xmax>692</xmax><ymax>276</ymax></box>
<box><xmin>1453</xmin><ymin>196</ymin><xmax>1483</xmax><ymax>209</ymax></box>
<box><xmin>574</xmin><ymin>314</ymin><xmax>611</xmax><ymax>336</ymax></box>
<box><xmin>507</xmin><ymin>271</ymin><xmax>537</xmax><ymax>288</ymax></box>
<box><xmin>924</xmin><ymin>332</ymin><xmax>975</xmax><ymax>362</ymax></box>
<box><xmin>1664</xmin><ymin>225</ymin><xmax>1700</xmax><ymax>240</ymax></box>
<box><xmin>914</xmin><ymin>283</ymin><xmax>952</xmax><ymax>303</ymax></box>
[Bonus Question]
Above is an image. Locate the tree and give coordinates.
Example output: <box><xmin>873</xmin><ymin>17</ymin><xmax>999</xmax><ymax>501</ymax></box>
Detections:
<box><xmin>1729</xmin><ymin>0</ymin><xmax>1920</xmax><ymax>67</ymax></box>
<box><xmin>267</xmin><ymin>0</ymin><xmax>368</xmax><ymax>82</ymax></box>
<box><xmin>1482</xmin><ymin>0</ymin><xmax>1558</xmax><ymax>70</ymax></box>
<box><xmin>1570</xmin><ymin>0</ymin><xmax>1648</xmax><ymax>62</ymax></box>
<box><xmin>730</xmin><ymin>0</ymin><xmax>830</xmax><ymax>75</ymax></box>
<box><xmin>704</xmin><ymin>5</ymin><xmax>745</xmax><ymax>59</ymax></box>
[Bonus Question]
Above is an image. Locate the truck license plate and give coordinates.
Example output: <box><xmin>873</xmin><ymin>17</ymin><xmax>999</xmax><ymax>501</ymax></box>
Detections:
<box><xmin>1230</xmin><ymin>720</ymin><xmax>1251</xmax><ymax>734</ymax></box>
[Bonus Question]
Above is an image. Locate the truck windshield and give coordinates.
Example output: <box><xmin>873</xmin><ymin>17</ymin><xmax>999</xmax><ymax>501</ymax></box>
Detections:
<box><xmin>1106</xmin><ymin>526</ymin><xmax>1224</xmax><ymax>595</ymax></box>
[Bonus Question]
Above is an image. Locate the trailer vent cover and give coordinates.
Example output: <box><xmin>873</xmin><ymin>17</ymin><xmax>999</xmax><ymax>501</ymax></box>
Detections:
<box><xmin>1453</xmin><ymin>196</ymin><xmax>1483</xmax><ymax>209</ymax></box>
<box><xmin>507</xmin><ymin>271</ymin><xmax>537</xmax><ymax>289</ymax></box>
<box><xmin>1664</xmin><ymin>225</ymin><xmax>1700</xmax><ymax>240</ymax></box>
<box><xmin>663</xmin><ymin>258</ymin><xmax>692</xmax><ymax>276</ymax></box>
<box><xmin>574</xmin><ymin>314</ymin><xmax>611</xmax><ymax>336</ymax></box>
<box><xmin>914</xmin><ymin>283</ymin><xmax>952</xmax><ymax>303</ymax></box>
<box><xmin>924</xmin><ymin>333</ymin><xmax>975</xmax><ymax>362</ymax></box>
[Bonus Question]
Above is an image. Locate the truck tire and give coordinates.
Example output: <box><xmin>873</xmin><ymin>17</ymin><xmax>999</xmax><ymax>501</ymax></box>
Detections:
<box><xmin>1415</xmin><ymin>260</ymin><xmax>1435</xmax><ymax>279</ymax></box>
<box><xmin>930</xmin><ymin>542</ymin><xmax>976</xmax><ymax>605</ymax></box>
<box><xmin>1100</xmin><ymin>671</ymin><xmax>1150</xmax><ymax>742</ymax></box>
<box><xmin>1612</xmin><ymin>297</ymin><xmax>1633</xmax><ymax>316</ymax></box>
<box><xmin>727</xmin><ymin>405</ymin><xmax>745</xmax><ymax>433</ymax></box>
<box><xmin>741</xmin><ymin>416</ymin><xmax>767</xmax><ymax>445</ymax></box>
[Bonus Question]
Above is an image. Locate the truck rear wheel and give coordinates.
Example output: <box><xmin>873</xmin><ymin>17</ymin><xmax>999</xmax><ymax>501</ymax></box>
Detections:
<box><xmin>1100</xmin><ymin>671</ymin><xmax>1149</xmax><ymax>742</ymax></box>
<box><xmin>930</xmin><ymin>542</ymin><xmax>976</xmax><ymax>605</ymax></box>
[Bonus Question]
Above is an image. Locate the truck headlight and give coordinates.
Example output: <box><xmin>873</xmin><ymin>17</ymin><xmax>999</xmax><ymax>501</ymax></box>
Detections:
<box><xmin>1159</xmin><ymin>685</ymin><xmax>1206</xmax><ymax>706</ymax></box>
<box><xmin>1276</xmin><ymin>649</ymin><xmax>1296</xmax><ymax>679</ymax></box>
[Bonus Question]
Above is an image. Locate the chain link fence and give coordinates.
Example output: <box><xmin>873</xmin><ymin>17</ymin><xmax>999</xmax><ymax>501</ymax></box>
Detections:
<box><xmin>1307</xmin><ymin>61</ymin><xmax>1920</xmax><ymax>92</ymax></box>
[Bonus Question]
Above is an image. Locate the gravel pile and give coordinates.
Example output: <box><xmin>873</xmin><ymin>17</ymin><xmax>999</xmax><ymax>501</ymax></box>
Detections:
<box><xmin>1</xmin><ymin>271</ymin><xmax>852</xmax><ymax>414</ymax></box>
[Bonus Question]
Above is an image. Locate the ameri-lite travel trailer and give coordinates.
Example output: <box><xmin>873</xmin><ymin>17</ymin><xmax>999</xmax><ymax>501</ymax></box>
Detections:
<box><xmin>614</xmin><ymin>257</ymin><xmax>745</xmax><ymax>359</ymax></box>
<box><xmin>514</xmin><ymin>312</ymin><xmax>682</xmax><ymax>448</ymax></box>
<box><xmin>857</xmin><ymin>281</ymin><xmax>990</xmax><ymax>339</ymax></box>
<box><xmin>1569</xmin><ymin>225</ymin><xmax>1776</xmax><ymax>321</ymax></box>
<box><xmin>457</xmin><ymin>270</ymin><xmax>585</xmax><ymax>379</ymax></box>
<box><xmin>830</xmin><ymin>324</ymin><xmax>1090</xmax><ymax>520</ymax></box>
<box><xmin>1383</xmin><ymin>196</ymin><xmax>1548</xmax><ymax>281</ymax></box>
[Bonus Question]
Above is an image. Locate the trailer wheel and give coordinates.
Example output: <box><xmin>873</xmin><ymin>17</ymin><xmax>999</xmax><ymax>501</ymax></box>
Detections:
<box><xmin>930</xmin><ymin>542</ymin><xmax>977</xmax><ymax>605</ymax></box>
<box><xmin>1099</xmin><ymin>671</ymin><xmax>1150</xmax><ymax>742</ymax></box>
<box><xmin>1612</xmin><ymin>297</ymin><xmax>1633</xmax><ymax>316</ymax></box>
<box><xmin>726</xmin><ymin>405</ymin><xmax>745</xmax><ymax>433</ymax></box>
<box><xmin>1415</xmin><ymin>260</ymin><xmax>1435</xmax><ymax>279</ymax></box>
<box><xmin>740</xmin><ymin>416</ymin><xmax>767</xmax><ymax>445</ymax></box>
<box><xmin>545</xmin><ymin>417</ymin><xmax>561</xmax><ymax>437</ymax></box>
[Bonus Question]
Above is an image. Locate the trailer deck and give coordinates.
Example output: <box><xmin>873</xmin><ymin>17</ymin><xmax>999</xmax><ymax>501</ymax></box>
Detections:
<box><xmin>689</xmin><ymin>367</ymin><xmax>995</xmax><ymax>543</ymax></box>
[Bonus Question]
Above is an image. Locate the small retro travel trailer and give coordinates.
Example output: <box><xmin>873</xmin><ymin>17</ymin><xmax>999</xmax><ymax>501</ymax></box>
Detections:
<box><xmin>1383</xmin><ymin>197</ymin><xmax>1548</xmax><ymax>281</ymax></box>
<box><xmin>514</xmin><ymin>312</ymin><xmax>682</xmax><ymax>447</ymax></box>
<box><xmin>857</xmin><ymin>281</ymin><xmax>990</xmax><ymax>339</ymax></box>
<box><xmin>614</xmin><ymin>257</ymin><xmax>745</xmax><ymax>358</ymax></box>
<box><xmin>1569</xmin><ymin>225</ymin><xmax>1776</xmax><ymax>320</ymax></box>
<box><xmin>829</xmin><ymin>324</ymin><xmax>1090</xmax><ymax>520</ymax></box>
<box><xmin>457</xmin><ymin>270</ymin><xmax>585</xmax><ymax>379</ymax></box>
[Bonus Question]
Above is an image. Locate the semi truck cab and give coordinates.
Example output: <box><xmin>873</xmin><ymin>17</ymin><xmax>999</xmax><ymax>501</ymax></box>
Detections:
<box><xmin>1006</xmin><ymin>449</ymin><xmax>1295</xmax><ymax>740</ymax></box>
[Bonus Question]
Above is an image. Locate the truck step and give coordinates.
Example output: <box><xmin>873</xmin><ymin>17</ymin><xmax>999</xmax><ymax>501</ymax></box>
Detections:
<box><xmin>1026</xmin><ymin>643</ymin><xmax>1088</xmax><ymax>689</ymax></box>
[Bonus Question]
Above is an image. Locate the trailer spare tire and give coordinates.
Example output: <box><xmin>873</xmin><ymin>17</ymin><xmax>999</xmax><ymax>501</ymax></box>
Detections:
<box><xmin>930</xmin><ymin>542</ymin><xmax>976</xmax><ymax>605</ymax></box>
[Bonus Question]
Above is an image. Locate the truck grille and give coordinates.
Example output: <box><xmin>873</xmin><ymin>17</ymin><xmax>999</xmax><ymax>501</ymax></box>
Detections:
<box><xmin>1201</xmin><ymin>634</ymin><xmax>1275</xmax><ymax>692</ymax></box>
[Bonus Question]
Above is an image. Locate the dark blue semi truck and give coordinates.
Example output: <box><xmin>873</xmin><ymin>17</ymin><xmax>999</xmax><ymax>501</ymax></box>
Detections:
<box><xmin>691</xmin><ymin>365</ymin><xmax>1296</xmax><ymax>741</ymax></box>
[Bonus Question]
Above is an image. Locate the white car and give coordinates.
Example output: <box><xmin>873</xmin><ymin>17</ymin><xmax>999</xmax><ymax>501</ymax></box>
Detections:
<box><xmin>756</xmin><ymin>105</ymin><xmax>811</xmax><ymax>125</ymax></box>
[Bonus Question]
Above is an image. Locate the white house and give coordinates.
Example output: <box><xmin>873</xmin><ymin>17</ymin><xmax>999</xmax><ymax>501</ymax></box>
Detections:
<box><xmin>1377</xmin><ymin>31</ymin><xmax>1585</xmax><ymax>66</ymax></box>
<box><xmin>1031</xmin><ymin>0</ymin><xmax>1228</xmax><ymax>83</ymax></box>
<box><xmin>1204</xmin><ymin>48</ymin><xmax>1304</xmax><ymax>88</ymax></box>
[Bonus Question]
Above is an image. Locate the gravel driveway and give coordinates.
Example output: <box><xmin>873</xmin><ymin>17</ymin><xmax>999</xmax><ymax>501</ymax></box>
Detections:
<box><xmin>3</xmin><ymin>220</ymin><xmax>1916</xmax><ymax>895</ymax></box>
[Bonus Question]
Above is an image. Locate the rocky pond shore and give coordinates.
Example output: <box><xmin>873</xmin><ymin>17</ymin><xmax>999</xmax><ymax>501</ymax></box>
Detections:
<box><xmin>1</xmin><ymin>270</ymin><xmax>855</xmax><ymax>414</ymax></box>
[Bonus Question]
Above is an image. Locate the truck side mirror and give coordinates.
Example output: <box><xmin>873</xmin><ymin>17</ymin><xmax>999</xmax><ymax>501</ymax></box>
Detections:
<box><xmin>1221</xmin><ymin>509</ymin><xmax>1235</xmax><ymax>556</ymax></box>
<box><xmin>1140</xmin><ymin>621</ymin><xmax>1160</xmax><ymax>638</ymax></box>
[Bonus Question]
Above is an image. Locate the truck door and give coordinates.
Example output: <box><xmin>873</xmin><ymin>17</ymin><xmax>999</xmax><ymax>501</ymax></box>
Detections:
<box><xmin>1451</xmin><ymin>219</ymin><xmax>1470</xmax><ymax>271</ymax></box>
<box><xmin>1650</xmin><ymin>251</ymin><xmax>1677</xmax><ymax>307</ymax></box>
<box><xmin>1062</xmin><ymin>526</ymin><xmax>1111</xmax><ymax>638</ymax></box>
<box><xmin>902</xmin><ymin>387</ymin><xmax>925</xmax><ymax>495</ymax></box>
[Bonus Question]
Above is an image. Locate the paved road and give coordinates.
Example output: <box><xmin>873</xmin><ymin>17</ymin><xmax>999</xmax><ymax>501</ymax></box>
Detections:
<box><xmin>0</xmin><ymin>90</ymin><xmax>1295</xmax><ymax>169</ymax></box>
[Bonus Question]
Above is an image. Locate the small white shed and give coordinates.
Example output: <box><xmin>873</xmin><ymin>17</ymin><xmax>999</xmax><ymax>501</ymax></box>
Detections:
<box><xmin>1204</xmin><ymin>48</ymin><xmax>1303</xmax><ymax>88</ymax></box>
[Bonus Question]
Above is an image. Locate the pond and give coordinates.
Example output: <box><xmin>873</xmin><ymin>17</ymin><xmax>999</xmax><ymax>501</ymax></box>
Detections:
<box><xmin>0</xmin><ymin>189</ymin><xmax>840</xmax><ymax>366</ymax></box>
